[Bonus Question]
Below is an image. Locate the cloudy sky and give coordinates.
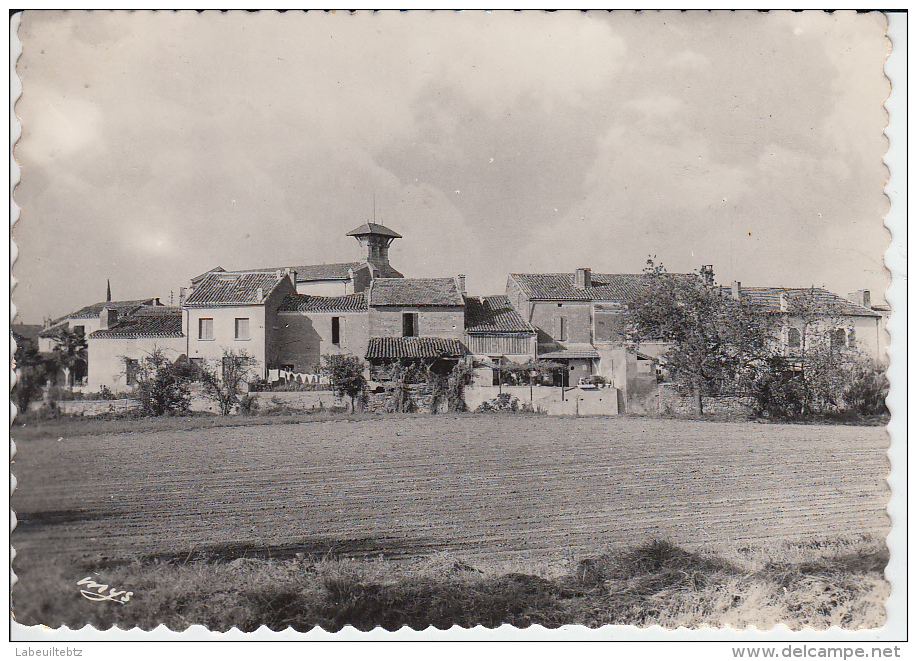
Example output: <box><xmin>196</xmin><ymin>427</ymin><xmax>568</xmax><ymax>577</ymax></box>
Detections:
<box><xmin>13</xmin><ymin>10</ymin><xmax>890</xmax><ymax>323</ymax></box>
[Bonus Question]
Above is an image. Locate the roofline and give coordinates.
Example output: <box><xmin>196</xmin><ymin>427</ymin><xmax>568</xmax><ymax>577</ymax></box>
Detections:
<box><xmin>464</xmin><ymin>330</ymin><xmax>537</xmax><ymax>335</ymax></box>
<box><xmin>183</xmin><ymin>302</ymin><xmax>269</xmax><ymax>308</ymax></box>
<box><xmin>277</xmin><ymin>309</ymin><xmax>368</xmax><ymax>314</ymax></box>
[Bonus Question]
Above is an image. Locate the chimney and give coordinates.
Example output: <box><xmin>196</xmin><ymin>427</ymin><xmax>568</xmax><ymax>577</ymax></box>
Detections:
<box><xmin>731</xmin><ymin>281</ymin><xmax>741</xmax><ymax>301</ymax></box>
<box><xmin>99</xmin><ymin>307</ymin><xmax>118</xmax><ymax>330</ymax></box>
<box><xmin>848</xmin><ymin>289</ymin><xmax>871</xmax><ymax>309</ymax></box>
<box><xmin>456</xmin><ymin>274</ymin><xmax>466</xmax><ymax>294</ymax></box>
<box><xmin>574</xmin><ymin>268</ymin><xmax>592</xmax><ymax>289</ymax></box>
<box><xmin>700</xmin><ymin>265</ymin><xmax>714</xmax><ymax>286</ymax></box>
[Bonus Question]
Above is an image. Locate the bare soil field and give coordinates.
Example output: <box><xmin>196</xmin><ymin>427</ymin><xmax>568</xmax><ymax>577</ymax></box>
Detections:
<box><xmin>11</xmin><ymin>415</ymin><xmax>889</xmax><ymax>574</ymax></box>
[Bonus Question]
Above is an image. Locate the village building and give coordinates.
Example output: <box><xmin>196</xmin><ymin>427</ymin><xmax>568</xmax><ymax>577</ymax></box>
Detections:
<box><xmin>363</xmin><ymin>277</ymin><xmax>468</xmax><ymax>379</ymax></box>
<box><xmin>34</xmin><ymin>221</ymin><xmax>886</xmax><ymax>409</ymax></box>
<box><xmin>37</xmin><ymin>296</ymin><xmax>165</xmax><ymax>388</ymax></box>
<box><xmin>725</xmin><ymin>283</ymin><xmax>885</xmax><ymax>361</ymax></box>
<box><xmin>189</xmin><ymin>223</ymin><xmax>405</xmax><ymax>298</ymax></box>
<box><xmin>182</xmin><ymin>269</ymin><xmax>297</xmax><ymax>379</ymax></box>
<box><xmin>86</xmin><ymin>305</ymin><xmax>185</xmax><ymax>392</ymax></box>
<box><xmin>506</xmin><ymin>270</ymin><xmax>664</xmax><ymax>403</ymax></box>
<box><xmin>273</xmin><ymin>292</ymin><xmax>369</xmax><ymax>376</ymax></box>
<box><xmin>462</xmin><ymin>294</ymin><xmax>537</xmax><ymax>386</ymax></box>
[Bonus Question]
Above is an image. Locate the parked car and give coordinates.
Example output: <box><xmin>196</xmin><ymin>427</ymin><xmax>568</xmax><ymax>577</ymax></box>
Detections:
<box><xmin>577</xmin><ymin>377</ymin><xmax>599</xmax><ymax>390</ymax></box>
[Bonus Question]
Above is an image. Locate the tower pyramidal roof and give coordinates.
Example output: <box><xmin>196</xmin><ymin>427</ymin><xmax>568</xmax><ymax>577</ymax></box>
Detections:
<box><xmin>346</xmin><ymin>223</ymin><xmax>402</xmax><ymax>239</ymax></box>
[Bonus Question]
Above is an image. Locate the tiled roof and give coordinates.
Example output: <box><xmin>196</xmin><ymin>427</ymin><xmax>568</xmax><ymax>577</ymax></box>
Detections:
<box><xmin>89</xmin><ymin>307</ymin><xmax>184</xmax><ymax>339</ymax></box>
<box><xmin>369</xmin><ymin>278</ymin><xmax>464</xmax><ymax>307</ymax></box>
<box><xmin>68</xmin><ymin>299</ymin><xmax>158</xmax><ymax>320</ymax></box>
<box><xmin>184</xmin><ymin>271</ymin><xmax>288</xmax><ymax>307</ymax></box>
<box><xmin>464</xmin><ymin>295</ymin><xmax>535</xmax><ymax>334</ymax></box>
<box><xmin>39</xmin><ymin>299</ymin><xmax>159</xmax><ymax>336</ymax></box>
<box><xmin>346</xmin><ymin>223</ymin><xmax>402</xmax><ymax>239</ymax></box>
<box><xmin>222</xmin><ymin>262</ymin><xmax>361</xmax><ymax>282</ymax></box>
<box><xmin>537</xmin><ymin>343</ymin><xmax>600</xmax><ymax>359</ymax></box>
<box><xmin>510</xmin><ymin>273</ymin><xmax>677</xmax><ymax>302</ymax></box>
<box><xmin>366</xmin><ymin>337</ymin><xmax>468</xmax><ymax>359</ymax></box>
<box><xmin>278</xmin><ymin>292</ymin><xmax>368</xmax><ymax>313</ymax></box>
<box><xmin>722</xmin><ymin>287</ymin><xmax>879</xmax><ymax>317</ymax></box>
<box><xmin>191</xmin><ymin>267</ymin><xmax>225</xmax><ymax>284</ymax></box>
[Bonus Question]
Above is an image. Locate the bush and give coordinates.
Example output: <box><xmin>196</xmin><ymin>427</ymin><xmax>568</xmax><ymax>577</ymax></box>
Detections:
<box><xmin>200</xmin><ymin>350</ymin><xmax>258</xmax><ymax>416</ymax></box>
<box><xmin>322</xmin><ymin>355</ymin><xmax>367</xmax><ymax>413</ymax></box>
<box><xmin>748</xmin><ymin>360</ymin><xmax>807</xmax><ymax>420</ymax></box>
<box><xmin>238</xmin><ymin>394</ymin><xmax>259</xmax><ymax>416</ymax></box>
<box><xmin>844</xmin><ymin>361</ymin><xmax>889</xmax><ymax>416</ymax></box>
<box><xmin>133</xmin><ymin>350</ymin><xmax>192</xmax><ymax>416</ymax></box>
<box><xmin>383</xmin><ymin>365</ymin><xmax>415</xmax><ymax>413</ymax></box>
<box><xmin>475</xmin><ymin>393</ymin><xmax>524</xmax><ymax>413</ymax></box>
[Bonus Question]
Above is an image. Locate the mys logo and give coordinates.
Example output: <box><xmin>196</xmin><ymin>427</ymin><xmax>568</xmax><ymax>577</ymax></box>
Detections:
<box><xmin>76</xmin><ymin>577</ymin><xmax>133</xmax><ymax>604</ymax></box>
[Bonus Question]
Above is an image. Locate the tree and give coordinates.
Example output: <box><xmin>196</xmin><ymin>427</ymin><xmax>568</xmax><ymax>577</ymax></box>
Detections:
<box><xmin>322</xmin><ymin>354</ymin><xmax>367</xmax><ymax>413</ymax></box>
<box><xmin>200</xmin><ymin>349</ymin><xmax>258</xmax><ymax>416</ymax></box>
<box><xmin>132</xmin><ymin>349</ymin><xmax>191</xmax><ymax>416</ymax></box>
<box><xmin>51</xmin><ymin>326</ymin><xmax>88</xmax><ymax>386</ymax></box>
<box><xmin>626</xmin><ymin>259</ymin><xmax>772</xmax><ymax>415</ymax></box>
<box><xmin>782</xmin><ymin>288</ymin><xmax>860</xmax><ymax>415</ymax></box>
<box><xmin>12</xmin><ymin>342</ymin><xmax>54</xmax><ymax>412</ymax></box>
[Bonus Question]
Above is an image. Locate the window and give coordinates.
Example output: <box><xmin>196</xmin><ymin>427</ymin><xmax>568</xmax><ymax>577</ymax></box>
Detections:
<box><xmin>125</xmin><ymin>359</ymin><xmax>139</xmax><ymax>386</ymax></box>
<box><xmin>199</xmin><ymin>318</ymin><xmax>214</xmax><ymax>340</ymax></box>
<box><xmin>403</xmin><ymin>312</ymin><xmax>418</xmax><ymax>337</ymax></box>
<box><xmin>235</xmin><ymin>318</ymin><xmax>250</xmax><ymax>341</ymax></box>
<box><xmin>787</xmin><ymin>327</ymin><xmax>801</xmax><ymax>349</ymax></box>
<box><xmin>830</xmin><ymin>328</ymin><xmax>847</xmax><ymax>349</ymax></box>
<box><xmin>848</xmin><ymin>329</ymin><xmax>857</xmax><ymax>348</ymax></box>
<box><xmin>72</xmin><ymin>325</ymin><xmax>85</xmax><ymax>336</ymax></box>
<box><xmin>556</xmin><ymin>316</ymin><xmax>567</xmax><ymax>342</ymax></box>
<box><xmin>491</xmin><ymin>356</ymin><xmax>502</xmax><ymax>386</ymax></box>
<box><xmin>331</xmin><ymin>316</ymin><xmax>342</xmax><ymax>345</ymax></box>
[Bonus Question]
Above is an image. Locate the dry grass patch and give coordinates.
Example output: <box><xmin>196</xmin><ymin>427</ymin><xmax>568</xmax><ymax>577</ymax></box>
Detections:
<box><xmin>12</xmin><ymin>536</ymin><xmax>887</xmax><ymax>632</ymax></box>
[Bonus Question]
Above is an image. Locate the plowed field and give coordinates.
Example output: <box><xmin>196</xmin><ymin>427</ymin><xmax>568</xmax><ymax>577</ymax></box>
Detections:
<box><xmin>11</xmin><ymin>416</ymin><xmax>889</xmax><ymax>571</ymax></box>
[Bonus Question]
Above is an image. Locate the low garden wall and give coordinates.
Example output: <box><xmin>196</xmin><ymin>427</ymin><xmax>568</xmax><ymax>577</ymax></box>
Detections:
<box><xmin>52</xmin><ymin>398</ymin><xmax>140</xmax><ymax>417</ymax></box>
<box><xmin>250</xmin><ymin>390</ymin><xmax>343</xmax><ymax>412</ymax></box>
<box><xmin>654</xmin><ymin>384</ymin><xmax>755</xmax><ymax>417</ymax></box>
<box><xmin>465</xmin><ymin>385</ymin><xmax>620</xmax><ymax>416</ymax></box>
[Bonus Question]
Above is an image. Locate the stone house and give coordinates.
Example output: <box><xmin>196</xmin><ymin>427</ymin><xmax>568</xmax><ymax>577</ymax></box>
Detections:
<box><xmin>182</xmin><ymin>269</ymin><xmax>297</xmax><ymax>379</ymax></box>
<box><xmin>363</xmin><ymin>277</ymin><xmax>468</xmax><ymax>378</ymax></box>
<box><xmin>188</xmin><ymin>222</ymin><xmax>404</xmax><ymax>298</ymax></box>
<box><xmin>506</xmin><ymin>269</ymin><xmax>659</xmax><ymax>397</ymax></box>
<box><xmin>273</xmin><ymin>292</ymin><xmax>369</xmax><ymax>374</ymax></box>
<box><xmin>37</xmin><ymin>297</ymin><xmax>164</xmax><ymax>388</ymax></box>
<box><xmin>725</xmin><ymin>283</ymin><xmax>885</xmax><ymax>362</ymax></box>
<box><xmin>463</xmin><ymin>294</ymin><xmax>537</xmax><ymax>386</ymax></box>
<box><xmin>86</xmin><ymin>305</ymin><xmax>185</xmax><ymax>392</ymax></box>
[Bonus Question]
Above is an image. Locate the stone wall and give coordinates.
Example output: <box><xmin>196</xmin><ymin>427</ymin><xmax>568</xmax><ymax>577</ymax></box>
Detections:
<box><xmin>249</xmin><ymin>390</ymin><xmax>342</xmax><ymax>412</ymax></box>
<box><xmin>464</xmin><ymin>385</ymin><xmax>619</xmax><ymax>416</ymax></box>
<box><xmin>654</xmin><ymin>384</ymin><xmax>755</xmax><ymax>417</ymax></box>
<box><xmin>369</xmin><ymin>307</ymin><xmax>465</xmax><ymax>338</ymax></box>
<box><xmin>363</xmin><ymin>384</ymin><xmax>447</xmax><ymax>414</ymax></box>
<box><xmin>53</xmin><ymin>398</ymin><xmax>140</xmax><ymax>417</ymax></box>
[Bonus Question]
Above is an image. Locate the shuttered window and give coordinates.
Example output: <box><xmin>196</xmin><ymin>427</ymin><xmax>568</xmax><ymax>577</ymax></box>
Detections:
<box><xmin>235</xmin><ymin>318</ymin><xmax>250</xmax><ymax>341</ymax></box>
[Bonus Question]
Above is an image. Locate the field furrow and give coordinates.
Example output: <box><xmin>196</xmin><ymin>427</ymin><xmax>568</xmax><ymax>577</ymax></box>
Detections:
<box><xmin>11</xmin><ymin>416</ymin><xmax>889</xmax><ymax>570</ymax></box>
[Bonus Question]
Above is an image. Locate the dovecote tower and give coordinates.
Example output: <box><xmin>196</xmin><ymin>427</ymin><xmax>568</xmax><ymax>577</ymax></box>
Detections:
<box><xmin>346</xmin><ymin>222</ymin><xmax>403</xmax><ymax>278</ymax></box>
